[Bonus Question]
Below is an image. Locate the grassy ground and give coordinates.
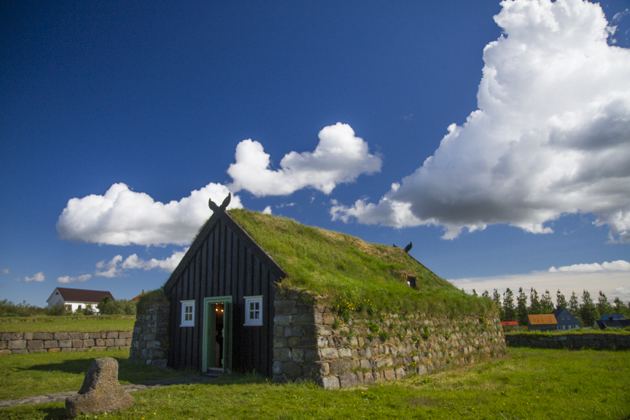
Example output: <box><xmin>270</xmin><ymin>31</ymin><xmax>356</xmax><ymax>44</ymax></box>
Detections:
<box><xmin>0</xmin><ymin>349</ymin><xmax>198</xmax><ymax>401</ymax></box>
<box><xmin>1</xmin><ymin>348</ymin><xmax>628</xmax><ymax>419</ymax></box>
<box><xmin>0</xmin><ymin>316</ymin><xmax>135</xmax><ymax>333</ymax></box>
<box><xmin>505</xmin><ymin>328</ymin><xmax>630</xmax><ymax>336</ymax></box>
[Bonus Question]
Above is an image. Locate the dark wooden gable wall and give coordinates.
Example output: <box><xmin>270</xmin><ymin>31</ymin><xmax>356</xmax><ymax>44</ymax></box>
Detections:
<box><xmin>164</xmin><ymin>201</ymin><xmax>286</xmax><ymax>376</ymax></box>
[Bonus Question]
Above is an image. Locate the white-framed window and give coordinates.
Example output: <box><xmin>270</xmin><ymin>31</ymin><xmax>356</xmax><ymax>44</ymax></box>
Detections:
<box><xmin>244</xmin><ymin>295</ymin><xmax>263</xmax><ymax>326</ymax></box>
<box><xmin>180</xmin><ymin>300</ymin><xmax>195</xmax><ymax>327</ymax></box>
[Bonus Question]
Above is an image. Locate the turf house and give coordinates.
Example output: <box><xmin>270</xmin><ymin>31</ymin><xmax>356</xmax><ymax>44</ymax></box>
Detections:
<box><xmin>132</xmin><ymin>195</ymin><xmax>505</xmax><ymax>389</ymax></box>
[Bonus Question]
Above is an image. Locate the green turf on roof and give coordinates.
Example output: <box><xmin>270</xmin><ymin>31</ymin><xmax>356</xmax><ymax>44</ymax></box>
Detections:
<box><xmin>229</xmin><ymin>209</ymin><xmax>494</xmax><ymax>316</ymax></box>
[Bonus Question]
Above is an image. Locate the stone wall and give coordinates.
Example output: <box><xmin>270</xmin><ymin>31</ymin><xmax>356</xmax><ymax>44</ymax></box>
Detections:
<box><xmin>0</xmin><ymin>331</ymin><xmax>132</xmax><ymax>355</ymax></box>
<box><xmin>273</xmin><ymin>289</ymin><xmax>506</xmax><ymax>389</ymax></box>
<box><xmin>129</xmin><ymin>299</ymin><xmax>169</xmax><ymax>367</ymax></box>
<box><xmin>505</xmin><ymin>333</ymin><xmax>630</xmax><ymax>350</ymax></box>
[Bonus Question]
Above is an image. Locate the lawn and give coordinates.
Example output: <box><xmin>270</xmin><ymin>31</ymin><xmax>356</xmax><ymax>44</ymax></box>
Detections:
<box><xmin>1</xmin><ymin>347</ymin><xmax>628</xmax><ymax>419</ymax></box>
<box><xmin>0</xmin><ymin>349</ymin><xmax>198</xmax><ymax>401</ymax></box>
<box><xmin>0</xmin><ymin>316</ymin><xmax>136</xmax><ymax>333</ymax></box>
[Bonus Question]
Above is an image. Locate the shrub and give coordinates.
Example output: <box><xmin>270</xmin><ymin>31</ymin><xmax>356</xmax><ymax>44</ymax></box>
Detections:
<box><xmin>45</xmin><ymin>301</ymin><xmax>71</xmax><ymax>316</ymax></box>
<box><xmin>422</xmin><ymin>327</ymin><xmax>430</xmax><ymax>340</ymax></box>
<box><xmin>81</xmin><ymin>304</ymin><xmax>96</xmax><ymax>316</ymax></box>
<box><xmin>136</xmin><ymin>288</ymin><xmax>168</xmax><ymax>315</ymax></box>
<box><xmin>98</xmin><ymin>296</ymin><xmax>137</xmax><ymax>315</ymax></box>
<box><xmin>0</xmin><ymin>299</ymin><xmax>46</xmax><ymax>317</ymax></box>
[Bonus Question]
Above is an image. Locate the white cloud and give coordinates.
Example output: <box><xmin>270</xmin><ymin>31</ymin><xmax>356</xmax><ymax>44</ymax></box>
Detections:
<box><xmin>262</xmin><ymin>206</ymin><xmax>272</xmax><ymax>215</ymax></box>
<box><xmin>1</xmin><ymin>269</ymin><xmax>9</xmax><ymax>275</ymax></box>
<box><xmin>57</xmin><ymin>274</ymin><xmax>92</xmax><ymax>284</ymax></box>
<box><xmin>17</xmin><ymin>272</ymin><xmax>45</xmax><ymax>282</ymax></box>
<box><xmin>613</xmin><ymin>286</ymin><xmax>630</xmax><ymax>301</ymax></box>
<box><xmin>121</xmin><ymin>249</ymin><xmax>187</xmax><ymax>273</ymax></box>
<box><xmin>95</xmin><ymin>249</ymin><xmax>187</xmax><ymax>278</ymax></box>
<box><xmin>331</xmin><ymin>0</ymin><xmax>630</xmax><ymax>242</ymax></box>
<box><xmin>57</xmin><ymin>182</ymin><xmax>242</xmax><ymax>246</ymax></box>
<box><xmin>549</xmin><ymin>259</ymin><xmax>630</xmax><ymax>273</ymax></box>
<box><xmin>227</xmin><ymin>123</ymin><xmax>382</xmax><ymax>196</ymax></box>
<box><xmin>95</xmin><ymin>255</ymin><xmax>123</xmax><ymax>278</ymax></box>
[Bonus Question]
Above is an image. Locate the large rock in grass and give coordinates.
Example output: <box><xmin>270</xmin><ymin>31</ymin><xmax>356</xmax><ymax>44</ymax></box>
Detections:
<box><xmin>65</xmin><ymin>357</ymin><xmax>134</xmax><ymax>418</ymax></box>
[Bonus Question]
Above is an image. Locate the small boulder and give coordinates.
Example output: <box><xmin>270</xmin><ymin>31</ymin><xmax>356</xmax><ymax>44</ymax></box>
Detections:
<box><xmin>65</xmin><ymin>357</ymin><xmax>134</xmax><ymax>418</ymax></box>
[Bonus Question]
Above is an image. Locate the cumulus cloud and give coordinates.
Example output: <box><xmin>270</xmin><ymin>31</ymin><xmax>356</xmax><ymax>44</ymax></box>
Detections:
<box><xmin>17</xmin><ymin>272</ymin><xmax>45</xmax><ymax>282</ymax></box>
<box><xmin>549</xmin><ymin>259</ymin><xmax>630</xmax><ymax>273</ymax></box>
<box><xmin>57</xmin><ymin>274</ymin><xmax>92</xmax><ymax>284</ymax></box>
<box><xmin>2</xmin><ymin>269</ymin><xmax>9</xmax><ymax>275</ymax></box>
<box><xmin>95</xmin><ymin>249</ymin><xmax>187</xmax><ymax>278</ymax></box>
<box><xmin>57</xmin><ymin>182</ymin><xmax>242</xmax><ymax>246</ymax></box>
<box><xmin>95</xmin><ymin>255</ymin><xmax>123</xmax><ymax>278</ymax></box>
<box><xmin>331</xmin><ymin>0</ymin><xmax>630</xmax><ymax>242</ymax></box>
<box><xmin>121</xmin><ymin>249</ymin><xmax>187</xmax><ymax>273</ymax></box>
<box><xmin>262</xmin><ymin>206</ymin><xmax>272</xmax><ymax>215</ymax></box>
<box><xmin>227</xmin><ymin>123</ymin><xmax>382</xmax><ymax>196</ymax></box>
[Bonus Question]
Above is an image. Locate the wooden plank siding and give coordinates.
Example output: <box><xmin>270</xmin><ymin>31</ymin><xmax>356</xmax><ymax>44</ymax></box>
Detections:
<box><xmin>164</xmin><ymin>209</ymin><xmax>286</xmax><ymax>377</ymax></box>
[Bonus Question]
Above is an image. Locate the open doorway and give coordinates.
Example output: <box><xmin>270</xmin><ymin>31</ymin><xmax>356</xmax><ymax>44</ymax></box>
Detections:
<box><xmin>214</xmin><ymin>303</ymin><xmax>224</xmax><ymax>367</ymax></box>
<box><xmin>202</xmin><ymin>296</ymin><xmax>232</xmax><ymax>374</ymax></box>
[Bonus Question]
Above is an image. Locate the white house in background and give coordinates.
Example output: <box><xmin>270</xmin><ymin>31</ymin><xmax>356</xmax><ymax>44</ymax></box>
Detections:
<box><xmin>46</xmin><ymin>287</ymin><xmax>114</xmax><ymax>313</ymax></box>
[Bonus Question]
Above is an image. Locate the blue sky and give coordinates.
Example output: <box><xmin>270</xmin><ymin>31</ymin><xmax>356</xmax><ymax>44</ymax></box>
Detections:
<box><xmin>1</xmin><ymin>0</ymin><xmax>629</xmax><ymax>307</ymax></box>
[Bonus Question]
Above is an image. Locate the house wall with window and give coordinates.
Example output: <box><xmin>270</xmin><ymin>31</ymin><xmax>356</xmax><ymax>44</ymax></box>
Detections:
<box><xmin>46</xmin><ymin>288</ymin><xmax>113</xmax><ymax>314</ymax></box>
<box><xmin>163</xmin><ymin>201</ymin><xmax>286</xmax><ymax>376</ymax></box>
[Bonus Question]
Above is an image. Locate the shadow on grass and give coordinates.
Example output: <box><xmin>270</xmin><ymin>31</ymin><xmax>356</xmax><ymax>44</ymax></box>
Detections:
<box><xmin>19</xmin><ymin>357</ymin><xmax>201</xmax><ymax>384</ymax></box>
<box><xmin>20</xmin><ymin>357</ymin><xmax>272</xmax><ymax>388</ymax></box>
<box><xmin>40</xmin><ymin>406</ymin><xmax>66</xmax><ymax>420</ymax></box>
<box><xmin>0</xmin><ymin>404</ymin><xmax>66</xmax><ymax>420</ymax></box>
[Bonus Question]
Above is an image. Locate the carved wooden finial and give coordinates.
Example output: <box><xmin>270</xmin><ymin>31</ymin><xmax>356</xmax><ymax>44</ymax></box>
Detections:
<box><xmin>220</xmin><ymin>193</ymin><xmax>231</xmax><ymax>210</ymax></box>
<box><xmin>208</xmin><ymin>193</ymin><xmax>231</xmax><ymax>212</ymax></box>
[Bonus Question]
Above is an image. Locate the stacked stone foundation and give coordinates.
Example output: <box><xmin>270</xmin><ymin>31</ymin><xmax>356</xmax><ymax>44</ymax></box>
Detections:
<box><xmin>0</xmin><ymin>331</ymin><xmax>132</xmax><ymax>355</ymax></box>
<box><xmin>129</xmin><ymin>299</ymin><xmax>169</xmax><ymax>367</ymax></box>
<box><xmin>273</xmin><ymin>289</ymin><xmax>506</xmax><ymax>389</ymax></box>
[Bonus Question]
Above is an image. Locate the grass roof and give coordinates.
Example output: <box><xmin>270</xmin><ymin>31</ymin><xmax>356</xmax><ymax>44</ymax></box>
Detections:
<box><xmin>229</xmin><ymin>209</ymin><xmax>494</xmax><ymax>317</ymax></box>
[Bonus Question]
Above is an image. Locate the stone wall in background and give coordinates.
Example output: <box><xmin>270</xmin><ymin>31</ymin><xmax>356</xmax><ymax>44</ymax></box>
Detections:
<box><xmin>0</xmin><ymin>331</ymin><xmax>132</xmax><ymax>355</ymax></box>
<box><xmin>273</xmin><ymin>289</ymin><xmax>506</xmax><ymax>389</ymax></box>
<box><xmin>129</xmin><ymin>298</ymin><xmax>169</xmax><ymax>367</ymax></box>
<box><xmin>505</xmin><ymin>333</ymin><xmax>630</xmax><ymax>350</ymax></box>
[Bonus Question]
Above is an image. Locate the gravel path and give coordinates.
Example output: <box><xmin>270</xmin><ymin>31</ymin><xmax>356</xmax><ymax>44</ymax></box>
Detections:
<box><xmin>0</xmin><ymin>377</ymin><xmax>216</xmax><ymax>408</ymax></box>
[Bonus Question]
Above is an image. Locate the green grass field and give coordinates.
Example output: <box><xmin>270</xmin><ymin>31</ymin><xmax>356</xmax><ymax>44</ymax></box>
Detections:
<box><xmin>0</xmin><ymin>349</ymin><xmax>198</xmax><ymax>401</ymax></box>
<box><xmin>504</xmin><ymin>328</ymin><xmax>630</xmax><ymax>336</ymax></box>
<box><xmin>0</xmin><ymin>316</ymin><xmax>136</xmax><ymax>333</ymax></box>
<box><xmin>1</xmin><ymin>348</ymin><xmax>628</xmax><ymax>419</ymax></box>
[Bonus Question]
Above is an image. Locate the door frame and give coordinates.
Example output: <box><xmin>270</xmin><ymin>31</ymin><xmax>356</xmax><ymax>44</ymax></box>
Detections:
<box><xmin>202</xmin><ymin>296</ymin><xmax>233</xmax><ymax>373</ymax></box>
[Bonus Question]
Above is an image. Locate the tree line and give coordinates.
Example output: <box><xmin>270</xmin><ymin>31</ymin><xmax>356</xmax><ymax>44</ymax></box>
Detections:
<box><xmin>471</xmin><ymin>288</ymin><xmax>630</xmax><ymax>328</ymax></box>
<box><xmin>0</xmin><ymin>296</ymin><xmax>136</xmax><ymax>317</ymax></box>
